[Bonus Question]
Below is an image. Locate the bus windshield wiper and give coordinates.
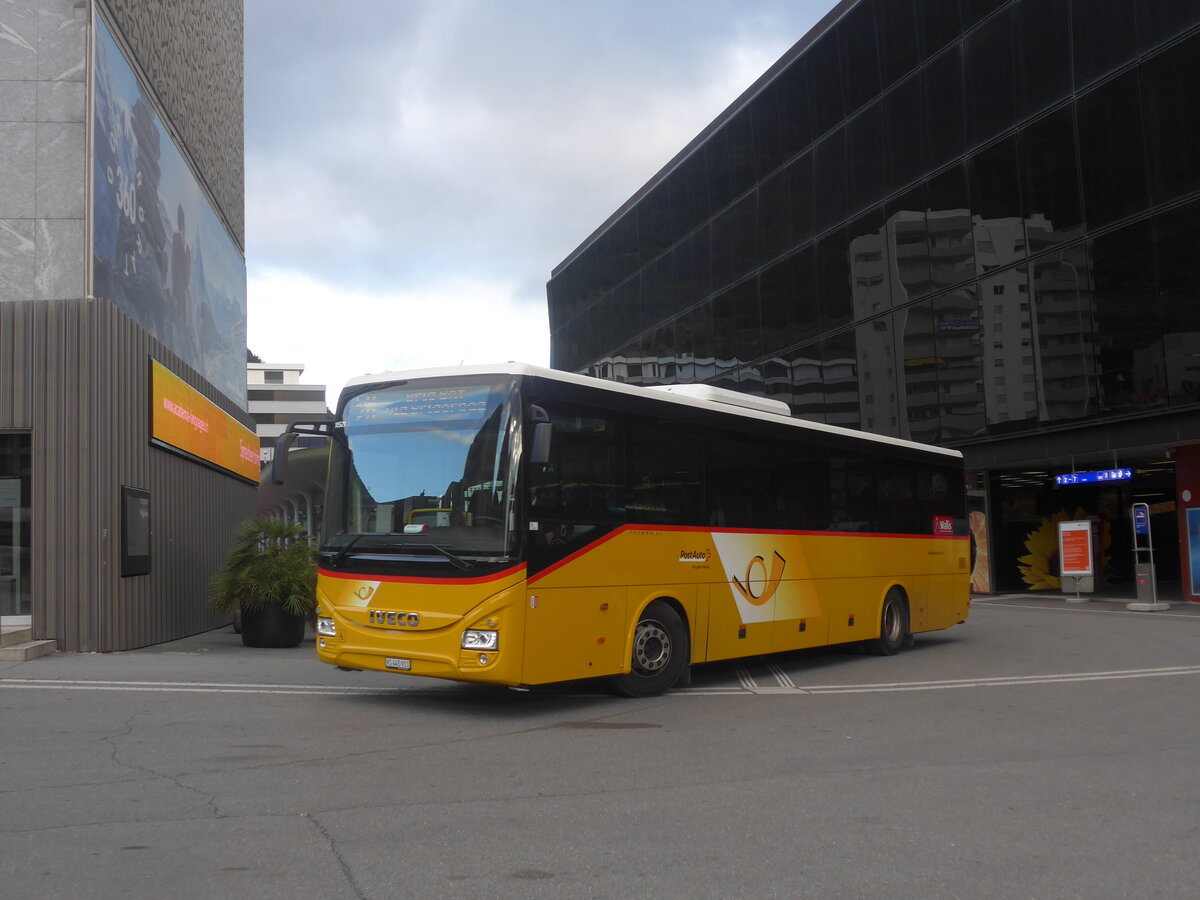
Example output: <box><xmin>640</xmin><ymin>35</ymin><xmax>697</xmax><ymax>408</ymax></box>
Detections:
<box><xmin>430</xmin><ymin>544</ymin><xmax>475</xmax><ymax>573</ymax></box>
<box><xmin>329</xmin><ymin>535</ymin><xmax>365</xmax><ymax>567</ymax></box>
<box><xmin>326</xmin><ymin>536</ymin><xmax>476</xmax><ymax>572</ymax></box>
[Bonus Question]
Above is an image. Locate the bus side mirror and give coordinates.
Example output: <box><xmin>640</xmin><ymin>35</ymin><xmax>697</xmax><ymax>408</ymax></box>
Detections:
<box><xmin>272</xmin><ymin>431</ymin><xmax>297</xmax><ymax>485</ymax></box>
<box><xmin>271</xmin><ymin>418</ymin><xmax>336</xmax><ymax>485</ymax></box>
<box><xmin>527</xmin><ymin>404</ymin><xmax>552</xmax><ymax>465</ymax></box>
<box><xmin>531</xmin><ymin>422</ymin><xmax>552</xmax><ymax>465</ymax></box>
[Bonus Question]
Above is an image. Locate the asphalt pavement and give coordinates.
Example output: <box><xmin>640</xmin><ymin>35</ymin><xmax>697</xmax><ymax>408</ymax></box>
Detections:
<box><xmin>1</xmin><ymin>596</ymin><xmax>1198</xmax><ymax>899</ymax></box>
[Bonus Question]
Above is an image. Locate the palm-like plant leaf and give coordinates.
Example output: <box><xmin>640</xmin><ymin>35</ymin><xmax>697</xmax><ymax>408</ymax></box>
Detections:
<box><xmin>210</xmin><ymin>516</ymin><xmax>317</xmax><ymax>616</ymax></box>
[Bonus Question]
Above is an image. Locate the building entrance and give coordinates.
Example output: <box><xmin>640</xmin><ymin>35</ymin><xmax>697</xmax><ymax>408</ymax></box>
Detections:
<box><xmin>988</xmin><ymin>456</ymin><xmax>1179</xmax><ymax>595</ymax></box>
<box><xmin>0</xmin><ymin>434</ymin><xmax>32</xmax><ymax>618</ymax></box>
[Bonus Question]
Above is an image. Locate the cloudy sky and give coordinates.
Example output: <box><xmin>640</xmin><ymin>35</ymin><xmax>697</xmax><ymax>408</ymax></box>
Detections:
<box><xmin>244</xmin><ymin>0</ymin><xmax>833</xmax><ymax>403</ymax></box>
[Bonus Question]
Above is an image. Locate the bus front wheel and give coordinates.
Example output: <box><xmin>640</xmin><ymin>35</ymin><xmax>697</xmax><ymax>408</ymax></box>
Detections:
<box><xmin>612</xmin><ymin>600</ymin><xmax>688</xmax><ymax>697</ymax></box>
<box><xmin>865</xmin><ymin>589</ymin><xmax>908</xmax><ymax>656</ymax></box>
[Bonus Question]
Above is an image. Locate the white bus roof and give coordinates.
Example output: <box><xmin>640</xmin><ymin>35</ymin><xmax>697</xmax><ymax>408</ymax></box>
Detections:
<box><xmin>340</xmin><ymin>362</ymin><xmax>963</xmax><ymax>461</ymax></box>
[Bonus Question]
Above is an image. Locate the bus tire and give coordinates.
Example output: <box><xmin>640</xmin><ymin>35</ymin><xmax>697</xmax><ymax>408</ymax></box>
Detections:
<box><xmin>865</xmin><ymin>589</ymin><xmax>907</xmax><ymax>656</ymax></box>
<box><xmin>612</xmin><ymin>600</ymin><xmax>688</xmax><ymax>698</ymax></box>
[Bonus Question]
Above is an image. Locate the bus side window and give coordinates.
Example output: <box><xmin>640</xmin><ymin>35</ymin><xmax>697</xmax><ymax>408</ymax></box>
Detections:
<box><xmin>828</xmin><ymin>453</ymin><xmax>875</xmax><ymax>532</ymax></box>
<box><xmin>774</xmin><ymin>439</ymin><xmax>829</xmax><ymax>530</ymax></box>
<box><xmin>626</xmin><ymin>419</ymin><xmax>704</xmax><ymax>526</ymax></box>
<box><xmin>706</xmin><ymin>428</ymin><xmax>773</xmax><ymax>529</ymax></box>
<box><xmin>528</xmin><ymin>408</ymin><xmax>623</xmax><ymax>523</ymax></box>
<box><xmin>876</xmin><ymin>462</ymin><xmax>917</xmax><ymax>533</ymax></box>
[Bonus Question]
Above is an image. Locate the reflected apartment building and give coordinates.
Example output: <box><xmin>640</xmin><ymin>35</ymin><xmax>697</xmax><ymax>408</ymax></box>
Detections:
<box><xmin>547</xmin><ymin>0</ymin><xmax>1200</xmax><ymax>597</ymax></box>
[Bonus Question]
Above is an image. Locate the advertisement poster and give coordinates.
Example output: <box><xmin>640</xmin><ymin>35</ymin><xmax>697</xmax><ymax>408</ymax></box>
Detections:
<box><xmin>91</xmin><ymin>14</ymin><xmax>247</xmax><ymax>406</ymax></box>
<box><xmin>1057</xmin><ymin>520</ymin><xmax>1094</xmax><ymax>578</ymax></box>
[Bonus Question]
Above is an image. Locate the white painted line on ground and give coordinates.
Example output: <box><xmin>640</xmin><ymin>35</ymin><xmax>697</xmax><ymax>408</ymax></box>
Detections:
<box><xmin>681</xmin><ymin>665</ymin><xmax>1200</xmax><ymax>696</ymax></box>
<box><xmin>767</xmin><ymin>662</ymin><xmax>796</xmax><ymax>688</ymax></box>
<box><xmin>974</xmin><ymin>600</ymin><xmax>1200</xmax><ymax>619</ymax></box>
<box><xmin>0</xmin><ymin>678</ymin><xmax>394</xmax><ymax>696</ymax></box>
<box><xmin>3</xmin><ymin>666</ymin><xmax>1197</xmax><ymax>698</ymax></box>
<box><xmin>734</xmin><ymin>667</ymin><xmax>758</xmax><ymax>691</ymax></box>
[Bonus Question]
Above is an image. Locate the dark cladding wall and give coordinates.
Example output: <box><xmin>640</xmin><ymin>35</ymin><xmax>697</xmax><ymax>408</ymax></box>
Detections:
<box><xmin>549</xmin><ymin>0</ymin><xmax>1200</xmax><ymax>449</ymax></box>
<box><xmin>0</xmin><ymin>298</ymin><xmax>254</xmax><ymax>651</ymax></box>
<box><xmin>102</xmin><ymin>0</ymin><xmax>244</xmax><ymax>247</ymax></box>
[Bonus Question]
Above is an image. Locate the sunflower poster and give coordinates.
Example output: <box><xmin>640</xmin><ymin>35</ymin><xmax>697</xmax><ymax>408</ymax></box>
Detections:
<box><xmin>1018</xmin><ymin>509</ymin><xmax>1111</xmax><ymax>590</ymax></box>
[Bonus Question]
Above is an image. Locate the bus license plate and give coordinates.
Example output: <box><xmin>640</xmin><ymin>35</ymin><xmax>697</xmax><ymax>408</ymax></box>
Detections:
<box><xmin>385</xmin><ymin>657</ymin><xmax>412</xmax><ymax>671</ymax></box>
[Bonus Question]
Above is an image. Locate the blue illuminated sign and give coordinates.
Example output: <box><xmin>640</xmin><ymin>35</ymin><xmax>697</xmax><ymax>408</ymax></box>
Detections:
<box><xmin>1054</xmin><ymin>468</ymin><xmax>1133</xmax><ymax>486</ymax></box>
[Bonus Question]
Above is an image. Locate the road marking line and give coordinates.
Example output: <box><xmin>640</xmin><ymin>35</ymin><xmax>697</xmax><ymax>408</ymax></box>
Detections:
<box><xmin>682</xmin><ymin>665</ymin><xmax>1200</xmax><ymax>696</ymax></box>
<box><xmin>974</xmin><ymin>601</ymin><xmax>1200</xmax><ymax>619</ymax></box>
<box><xmin>734</xmin><ymin>667</ymin><xmax>758</xmax><ymax>690</ymax></box>
<box><xmin>767</xmin><ymin>662</ymin><xmax>796</xmax><ymax>688</ymax></box>
<box><xmin>3</xmin><ymin>666</ymin><xmax>1197</xmax><ymax>698</ymax></box>
<box><xmin>0</xmin><ymin>681</ymin><xmax>384</xmax><ymax>696</ymax></box>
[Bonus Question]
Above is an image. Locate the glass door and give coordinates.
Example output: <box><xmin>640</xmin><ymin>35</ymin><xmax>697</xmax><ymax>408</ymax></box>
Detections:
<box><xmin>0</xmin><ymin>434</ymin><xmax>31</xmax><ymax>618</ymax></box>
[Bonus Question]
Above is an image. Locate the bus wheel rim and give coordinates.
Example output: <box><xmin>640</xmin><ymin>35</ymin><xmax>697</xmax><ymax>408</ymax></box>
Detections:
<box><xmin>632</xmin><ymin>620</ymin><xmax>671</xmax><ymax>674</ymax></box>
<box><xmin>884</xmin><ymin>600</ymin><xmax>901</xmax><ymax>642</ymax></box>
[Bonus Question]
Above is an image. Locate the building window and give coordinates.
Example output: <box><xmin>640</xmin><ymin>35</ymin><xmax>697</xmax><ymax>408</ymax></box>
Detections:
<box><xmin>264</xmin><ymin>370</ymin><xmax>284</xmax><ymax>384</ymax></box>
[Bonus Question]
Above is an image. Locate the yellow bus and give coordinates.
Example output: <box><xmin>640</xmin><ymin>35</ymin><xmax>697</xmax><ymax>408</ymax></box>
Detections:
<box><xmin>275</xmin><ymin>363</ymin><xmax>969</xmax><ymax>696</ymax></box>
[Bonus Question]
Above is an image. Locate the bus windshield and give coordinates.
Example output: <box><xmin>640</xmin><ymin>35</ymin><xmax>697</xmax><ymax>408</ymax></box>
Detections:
<box><xmin>322</xmin><ymin>376</ymin><xmax>520</xmax><ymax>561</ymax></box>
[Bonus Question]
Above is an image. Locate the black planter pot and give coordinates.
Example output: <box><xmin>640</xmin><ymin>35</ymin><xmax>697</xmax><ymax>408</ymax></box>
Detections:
<box><xmin>239</xmin><ymin>602</ymin><xmax>307</xmax><ymax>648</ymax></box>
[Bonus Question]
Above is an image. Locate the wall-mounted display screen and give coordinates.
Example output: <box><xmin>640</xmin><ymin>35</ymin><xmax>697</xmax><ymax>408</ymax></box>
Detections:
<box><xmin>151</xmin><ymin>360</ymin><xmax>259</xmax><ymax>483</ymax></box>
<box><xmin>91</xmin><ymin>12</ymin><xmax>247</xmax><ymax>407</ymax></box>
<box><xmin>121</xmin><ymin>485</ymin><xmax>151</xmax><ymax>577</ymax></box>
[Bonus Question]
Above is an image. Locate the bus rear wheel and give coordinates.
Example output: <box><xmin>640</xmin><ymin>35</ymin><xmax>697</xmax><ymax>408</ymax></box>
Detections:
<box><xmin>612</xmin><ymin>600</ymin><xmax>688</xmax><ymax>698</ymax></box>
<box><xmin>865</xmin><ymin>589</ymin><xmax>907</xmax><ymax>656</ymax></box>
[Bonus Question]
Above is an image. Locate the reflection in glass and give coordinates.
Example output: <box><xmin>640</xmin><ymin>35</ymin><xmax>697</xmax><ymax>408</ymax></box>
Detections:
<box><xmin>965</xmin><ymin>6</ymin><xmax>1014</xmax><ymax>148</ymax></box>
<box><xmin>849</xmin><ymin>210</ymin><xmax>891</xmax><ymax>321</ymax></box>
<box><xmin>790</xmin><ymin>345</ymin><xmax>825</xmax><ymax>422</ymax></box>
<box><xmin>934</xmin><ymin>287</ymin><xmax>985</xmax><ymax>439</ymax></box>
<box><xmin>817</xmin><ymin>228</ymin><xmax>853</xmax><ymax>332</ymax></box>
<box><xmin>980</xmin><ymin>267</ymin><xmax>1038</xmax><ymax>428</ymax></box>
<box><xmin>821</xmin><ymin>331</ymin><xmax>860</xmax><ymax>429</ymax></box>
<box><xmin>1155</xmin><ymin>201</ymin><xmax>1200</xmax><ymax>406</ymax></box>
<box><xmin>839</xmin><ymin>0</ymin><xmax>881</xmax><ymax>112</ymax></box>
<box><xmin>877</xmin><ymin>0</ymin><xmax>919</xmax><ymax>87</ymax></box>
<box><xmin>1077</xmin><ymin>70</ymin><xmax>1151</xmax><ymax>229</ymax></box>
<box><xmin>760</xmin><ymin>245</ymin><xmax>818</xmax><ymax>350</ymax></box>
<box><xmin>1072</xmin><ymin>0</ymin><xmax>1137</xmax><ymax>89</ymax></box>
<box><xmin>1019</xmin><ymin>105</ymin><xmax>1084</xmax><ymax>252</ymax></box>
<box><xmin>1030</xmin><ymin>248</ymin><xmax>1098</xmax><ymax>422</ymax></box>
<box><xmin>325</xmin><ymin>378</ymin><xmax>520</xmax><ymax>558</ymax></box>
<box><xmin>856</xmin><ymin>317</ymin><xmax>901</xmax><ymax>438</ymax></box>
<box><xmin>886</xmin><ymin>191</ymin><xmax>932</xmax><ymax>303</ymax></box>
<box><xmin>882</xmin><ymin>73</ymin><xmax>924</xmax><ymax>191</ymax></box>
<box><xmin>1141</xmin><ymin>32</ymin><xmax>1200</xmax><ymax>205</ymax></box>
<box><xmin>814</xmin><ymin>128</ymin><xmax>848</xmax><ymax>233</ymax></box>
<box><xmin>1091</xmin><ymin>222</ymin><xmax>1167</xmax><ymax>416</ymax></box>
<box><xmin>928</xmin><ymin>164</ymin><xmax>976</xmax><ymax>290</ymax></box>
<box><xmin>762</xmin><ymin>357</ymin><xmax>794</xmax><ymax>410</ymax></box>
<box><xmin>922</xmin><ymin>45</ymin><xmax>965</xmax><ymax>170</ymax></box>
<box><xmin>1014</xmin><ymin>0</ymin><xmax>1070</xmax><ymax>117</ymax></box>
<box><xmin>898</xmin><ymin>299</ymin><xmax>940</xmax><ymax>443</ymax></box>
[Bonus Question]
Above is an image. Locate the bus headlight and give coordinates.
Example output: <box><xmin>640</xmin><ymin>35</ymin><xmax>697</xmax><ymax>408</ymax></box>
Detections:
<box><xmin>462</xmin><ymin>629</ymin><xmax>498</xmax><ymax>651</ymax></box>
<box><xmin>316</xmin><ymin>617</ymin><xmax>337</xmax><ymax>637</ymax></box>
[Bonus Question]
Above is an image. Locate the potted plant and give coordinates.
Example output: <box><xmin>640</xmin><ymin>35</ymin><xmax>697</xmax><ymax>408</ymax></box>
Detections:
<box><xmin>210</xmin><ymin>516</ymin><xmax>317</xmax><ymax>648</ymax></box>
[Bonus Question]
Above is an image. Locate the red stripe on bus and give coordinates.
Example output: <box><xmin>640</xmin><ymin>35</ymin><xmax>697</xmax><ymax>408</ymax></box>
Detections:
<box><xmin>318</xmin><ymin>563</ymin><xmax>526</xmax><ymax>586</ymax></box>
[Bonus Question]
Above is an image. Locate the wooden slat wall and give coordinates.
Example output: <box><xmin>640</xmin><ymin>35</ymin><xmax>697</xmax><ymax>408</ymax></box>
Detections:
<box><xmin>0</xmin><ymin>297</ymin><xmax>256</xmax><ymax>651</ymax></box>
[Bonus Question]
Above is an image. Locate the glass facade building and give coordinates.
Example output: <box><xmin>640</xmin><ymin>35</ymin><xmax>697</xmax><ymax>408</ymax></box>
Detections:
<box><xmin>547</xmin><ymin>0</ymin><xmax>1200</xmax><ymax>596</ymax></box>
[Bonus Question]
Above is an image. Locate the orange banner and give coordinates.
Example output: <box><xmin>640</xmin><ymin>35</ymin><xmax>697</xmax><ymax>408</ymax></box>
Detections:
<box><xmin>151</xmin><ymin>360</ymin><xmax>259</xmax><ymax>483</ymax></box>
